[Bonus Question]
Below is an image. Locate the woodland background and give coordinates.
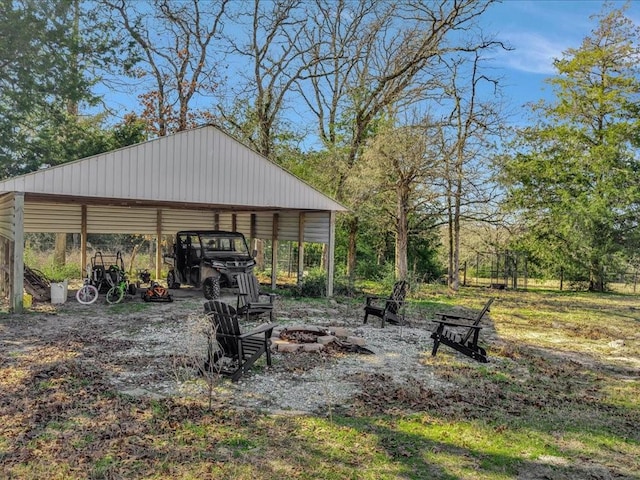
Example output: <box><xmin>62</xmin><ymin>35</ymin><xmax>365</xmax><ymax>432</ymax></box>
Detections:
<box><xmin>3</xmin><ymin>0</ymin><xmax>640</xmax><ymax>292</ymax></box>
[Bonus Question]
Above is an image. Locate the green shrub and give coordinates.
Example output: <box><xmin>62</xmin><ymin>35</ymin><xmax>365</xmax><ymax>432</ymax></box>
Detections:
<box><xmin>295</xmin><ymin>268</ymin><xmax>354</xmax><ymax>297</ymax></box>
<box><xmin>296</xmin><ymin>268</ymin><xmax>327</xmax><ymax>297</ymax></box>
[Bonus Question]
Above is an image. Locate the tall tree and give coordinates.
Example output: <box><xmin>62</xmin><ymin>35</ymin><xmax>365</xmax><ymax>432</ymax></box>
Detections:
<box><xmin>439</xmin><ymin>50</ymin><xmax>504</xmax><ymax>291</ymax></box>
<box><xmin>299</xmin><ymin>0</ymin><xmax>496</xmax><ymax>282</ymax></box>
<box><xmin>0</xmin><ymin>0</ymin><xmax>113</xmax><ymax>177</ymax></box>
<box><xmin>499</xmin><ymin>5</ymin><xmax>640</xmax><ymax>291</ymax></box>
<box><xmin>351</xmin><ymin>119</ymin><xmax>440</xmax><ymax>280</ymax></box>
<box><xmin>105</xmin><ymin>0</ymin><xmax>229</xmax><ymax>136</ymax></box>
<box><xmin>217</xmin><ymin>0</ymin><xmax>315</xmax><ymax>159</ymax></box>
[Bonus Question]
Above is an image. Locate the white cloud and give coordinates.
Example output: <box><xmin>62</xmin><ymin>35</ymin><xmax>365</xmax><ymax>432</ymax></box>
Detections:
<box><xmin>485</xmin><ymin>0</ymin><xmax>603</xmax><ymax>76</ymax></box>
<box><xmin>496</xmin><ymin>31</ymin><xmax>570</xmax><ymax>75</ymax></box>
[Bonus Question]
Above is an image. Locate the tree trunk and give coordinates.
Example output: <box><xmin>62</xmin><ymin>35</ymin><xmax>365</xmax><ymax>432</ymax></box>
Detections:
<box><xmin>395</xmin><ymin>184</ymin><xmax>409</xmax><ymax>280</ymax></box>
<box><xmin>589</xmin><ymin>262</ymin><xmax>605</xmax><ymax>292</ymax></box>
<box><xmin>54</xmin><ymin>234</ymin><xmax>66</xmax><ymax>267</ymax></box>
<box><xmin>346</xmin><ymin>215</ymin><xmax>358</xmax><ymax>286</ymax></box>
<box><xmin>447</xmin><ymin>197</ymin><xmax>454</xmax><ymax>289</ymax></box>
<box><xmin>255</xmin><ymin>239</ymin><xmax>265</xmax><ymax>270</ymax></box>
<box><xmin>452</xmin><ymin>201</ymin><xmax>461</xmax><ymax>291</ymax></box>
<box><xmin>451</xmin><ymin>170</ymin><xmax>463</xmax><ymax>291</ymax></box>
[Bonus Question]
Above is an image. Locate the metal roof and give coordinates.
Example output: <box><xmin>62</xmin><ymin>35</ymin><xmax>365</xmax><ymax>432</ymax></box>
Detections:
<box><xmin>0</xmin><ymin>125</ymin><xmax>347</xmax><ymax>212</ymax></box>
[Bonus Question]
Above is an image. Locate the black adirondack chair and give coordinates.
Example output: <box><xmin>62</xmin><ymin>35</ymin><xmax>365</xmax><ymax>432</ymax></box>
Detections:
<box><xmin>363</xmin><ymin>280</ymin><xmax>409</xmax><ymax>327</ymax></box>
<box><xmin>203</xmin><ymin>300</ymin><xmax>274</xmax><ymax>382</ymax></box>
<box><xmin>430</xmin><ymin>298</ymin><xmax>494</xmax><ymax>363</ymax></box>
<box><xmin>236</xmin><ymin>273</ymin><xmax>275</xmax><ymax>322</ymax></box>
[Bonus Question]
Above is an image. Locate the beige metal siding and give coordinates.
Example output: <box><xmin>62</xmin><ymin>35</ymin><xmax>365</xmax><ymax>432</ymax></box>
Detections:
<box><xmin>18</xmin><ymin>201</ymin><xmax>332</xmax><ymax>243</ymax></box>
<box><xmin>255</xmin><ymin>214</ymin><xmax>274</xmax><ymax>239</ymax></box>
<box><xmin>217</xmin><ymin>212</ymin><xmax>233</xmax><ymax>231</ymax></box>
<box><xmin>24</xmin><ymin>202</ymin><xmax>82</xmax><ymax>233</ymax></box>
<box><xmin>304</xmin><ymin>212</ymin><xmax>330</xmax><ymax>243</ymax></box>
<box><xmin>86</xmin><ymin>206</ymin><xmax>157</xmax><ymax>234</ymax></box>
<box><xmin>161</xmin><ymin>209</ymin><xmax>216</xmax><ymax>234</ymax></box>
<box><xmin>0</xmin><ymin>193</ymin><xmax>14</xmax><ymax>239</ymax></box>
<box><xmin>235</xmin><ymin>213</ymin><xmax>251</xmax><ymax>237</ymax></box>
<box><xmin>278</xmin><ymin>212</ymin><xmax>299</xmax><ymax>242</ymax></box>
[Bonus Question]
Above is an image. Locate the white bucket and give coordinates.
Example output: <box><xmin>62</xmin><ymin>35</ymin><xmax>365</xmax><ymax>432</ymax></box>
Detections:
<box><xmin>50</xmin><ymin>280</ymin><xmax>68</xmax><ymax>304</ymax></box>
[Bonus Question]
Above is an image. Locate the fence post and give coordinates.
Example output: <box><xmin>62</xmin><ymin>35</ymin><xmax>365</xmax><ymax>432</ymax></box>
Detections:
<box><xmin>463</xmin><ymin>261</ymin><xmax>467</xmax><ymax>287</ymax></box>
<box><xmin>560</xmin><ymin>267</ymin><xmax>564</xmax><ymax>291</ymax></box>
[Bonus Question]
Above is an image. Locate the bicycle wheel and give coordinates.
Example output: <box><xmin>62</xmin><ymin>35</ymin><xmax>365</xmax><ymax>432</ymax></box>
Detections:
<box><xmin>76</xmin><ymin>284</ymin><xmax>99</xmax><ymax>305</ymax></box>
<box><xmin>106</xmin><ymin>286</ymin><xmax>124</xmax><ymax>304</ymax></box>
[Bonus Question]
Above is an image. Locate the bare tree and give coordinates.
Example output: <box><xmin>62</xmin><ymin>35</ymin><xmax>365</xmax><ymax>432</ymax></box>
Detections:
<box><xmin>298</xmin><ymin>0</ymin><xmax>496</xmax><ymax>282</ymax></box>
<box><xmin>104</xmin><ymin>0</ymin><xmax>228</xmax><ymax>135</ymax></box>
<box><xmin>351</xmin><ymin>119</ymin><xmax>440</xmax><ymax>280</ymax></box>
<box><xmin>439</xmin><ymin>48</ymin><xmax>505</xmax><ymax>290</ymax></box>
<box><xmin>217</xmin><ymin>0</ymin><xmax>319</xmax><ymax>158</ymax></box>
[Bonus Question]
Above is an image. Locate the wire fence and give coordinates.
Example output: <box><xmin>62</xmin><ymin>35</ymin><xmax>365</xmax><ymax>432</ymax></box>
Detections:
<box><xmin>461</xmin><ymin>266</ymin><xmax>640</xmax><ymax>294</ymax></box>
<box><xmin>24</xmin><ymin>234</ymin><xmax>326</xmax><ymax>283</ymax></box>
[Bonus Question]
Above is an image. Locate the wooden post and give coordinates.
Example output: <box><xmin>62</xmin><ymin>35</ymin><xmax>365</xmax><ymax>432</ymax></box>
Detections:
<box><xmin>80</xmin><ymin>205</ymin><xmax>87</xmax><ymax>275</ymax></box>
<box><xmin>463</xmin><ymin>261</ymin><xmax>467</xmax><ymax>287</ymax></box>
<box><xmin>297</xmin><ymin>212</ymin><xmax>305</xmax><ymax>286</ymax></box>
<box><xmin>12</xmin><ymin>193</ymin><xmax>25</xmax><ymax>313</ymax></box>
<box><xmin>250</xmin><ymin>213</ymin><xmax>257</xmax><ymax>244</ymax></box>
<box><xmin>250</xmin><ymin>213</ymin><xmax>263</xmax><ymax>270</ymax></box>
<box><xmin>155</xmin><ymin>209</ymin><xmax>162</xmax><ymax>281</ymax></box>
<box><xmin>326</xmin><ymin>211</ymin><xmax>336</xmax><ymax>297</ymax></box>
<box><xmin>271</xmin><ymin>213</ymin><xmax>279</xmax><ymax>289</ymax></box>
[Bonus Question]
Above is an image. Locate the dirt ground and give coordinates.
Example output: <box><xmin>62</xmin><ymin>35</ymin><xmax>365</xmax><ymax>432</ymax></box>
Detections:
<box><xmin>1</xmin><ymin>285</ymin><xmax>442</xmax><ymax>413</ymax></box>
<box><xmin>3</xmin><ymin>287</ymin><xmax>639</xmax><ymax>479</ymax></box>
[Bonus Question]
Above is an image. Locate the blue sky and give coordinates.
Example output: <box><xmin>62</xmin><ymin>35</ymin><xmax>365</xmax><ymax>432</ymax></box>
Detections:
<box><xmin>484</xmin><ymin>0</ymin><xmax>639</xmax><ymax>121</ymax></box>
<box><xmin>97</xmin><ymin>1</ymin><xmax>638</xmax><ymax>131</ymax></box>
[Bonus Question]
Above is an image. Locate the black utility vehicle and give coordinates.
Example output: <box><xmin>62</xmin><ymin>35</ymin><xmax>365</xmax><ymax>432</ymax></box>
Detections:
<box><xmin>164</xmin><ymin>230</ymin><xmax>256</xmax><ymax>299</ymax></box>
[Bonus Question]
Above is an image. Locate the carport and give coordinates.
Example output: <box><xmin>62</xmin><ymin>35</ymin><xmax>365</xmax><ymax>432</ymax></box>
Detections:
<box><xmin>0</xmin><ymin>125</ymin><xmax>347</xmax><ymax>312</ymax></box>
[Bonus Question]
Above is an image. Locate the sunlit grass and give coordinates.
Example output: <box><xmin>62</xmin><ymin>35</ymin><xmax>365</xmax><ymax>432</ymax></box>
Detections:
<box><xmin>1</xmin><ymin>286</ymin><xmax>639</xmax><ymax>479</ymax></box>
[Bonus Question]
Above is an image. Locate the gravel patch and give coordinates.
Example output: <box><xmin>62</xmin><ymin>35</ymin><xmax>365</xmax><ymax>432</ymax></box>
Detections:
<box><xmin>218</xmin><ymin>322</ymin><xmax>447</xmax><ymax>414</ymax></box>
<box><xmin>1</xmin><ymin>290</ymin><xmax>456</xmax><ymax>415</ymax></box>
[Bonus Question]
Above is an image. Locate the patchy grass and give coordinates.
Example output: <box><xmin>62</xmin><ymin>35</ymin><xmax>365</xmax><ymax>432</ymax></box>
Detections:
<box><xmin>1</xmin><ymin>287</ymin><xmax>639</xmax><ymax>479</ymax></box>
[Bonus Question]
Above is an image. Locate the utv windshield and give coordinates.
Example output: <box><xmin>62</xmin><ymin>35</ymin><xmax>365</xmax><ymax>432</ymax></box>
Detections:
<box><xmin>199</xmin><ymin>233</ymin><xmax>250</xmax><ymax>257</ymax></box>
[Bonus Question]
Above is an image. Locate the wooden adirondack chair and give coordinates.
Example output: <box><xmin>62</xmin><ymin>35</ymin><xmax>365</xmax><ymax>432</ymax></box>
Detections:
<box><xmin>363</xmin><ymin>280</ymin><xmax>409</xmax><ymax>327</ymax></box>
<box><xmin>236</xmin><ymin>273</ymin><xmax>275</xmax><ymax>322</ymax></box>
<box><xmin>203</xmin><ymin>300</ymin><xmax>274</xmax><ymax>382</ymax></box>
<box><xmin>430</xmin><ymin>298</ymin><xmax>494</xmax><ymax>363</ymax></box>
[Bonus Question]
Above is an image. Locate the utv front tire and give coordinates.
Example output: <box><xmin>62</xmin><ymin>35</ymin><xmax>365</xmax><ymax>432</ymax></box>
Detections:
<box><xmin>167</xmin><ymin>270</ymin><xmax>180</xmax><ymax>289</ymax></box>
<box><xmin>203</xmin><ymin>276</ymin><xmax>220</xmax><ymax>300</ymax></box>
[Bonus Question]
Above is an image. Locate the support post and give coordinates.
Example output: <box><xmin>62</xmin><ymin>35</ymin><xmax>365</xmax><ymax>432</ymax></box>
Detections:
<box><xmin>271</xmin><ymin>213</ymin><xmax>279</xmax><ymax>290</ymax></box>
<box><xmin>80</xmin><ymin>205</ymin><xmax>87</xmax><ymax>275</ymax></box>
<box><xmin>156</xmin><ymin>209</ymin><xmax>162</xmax><ymax>281</ymax></box>
<box><xmin>297</xmin><ymin>212</ymin><xmax>305</xmax><ymax>286</ymax></box>
<box><xmin>327</xmin><ymin>211</ymin><xmax>336</xmax><ymax>297</ymax></box>
<box><xmin>11</xmin><ymin>193</ymin><xmax>24</xmax><ymax>313</ymax></box>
